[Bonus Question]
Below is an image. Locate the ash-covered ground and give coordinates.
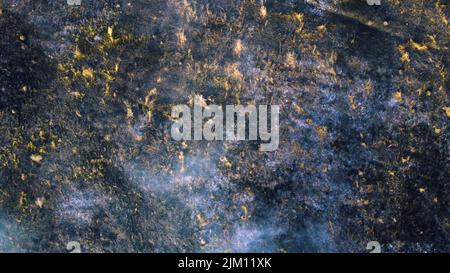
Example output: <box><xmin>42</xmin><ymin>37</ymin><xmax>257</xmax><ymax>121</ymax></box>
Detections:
<box><xmin>0</xmin><ymin>0</ymin><xmax>448</xmax><ymax>253</ymax></box>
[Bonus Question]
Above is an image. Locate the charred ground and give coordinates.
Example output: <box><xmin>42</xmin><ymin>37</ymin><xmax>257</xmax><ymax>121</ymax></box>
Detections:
<box><xmin>0</xmin><ymin>0</ymin><xmax>448</xmax><ymax>252</ymax></box>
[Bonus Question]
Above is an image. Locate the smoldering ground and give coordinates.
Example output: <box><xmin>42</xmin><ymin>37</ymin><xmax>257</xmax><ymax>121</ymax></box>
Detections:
<box><xmin>0</xmin><ymin>0</ymin><xmax>448</xmax><ymax>253</ymax></box>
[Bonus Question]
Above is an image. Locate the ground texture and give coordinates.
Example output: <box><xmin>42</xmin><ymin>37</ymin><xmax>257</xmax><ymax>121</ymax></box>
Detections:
<box><xmin>0</xmin><ymin>0</ymin><xmax>448</xmax><ymax>252</ymax></box>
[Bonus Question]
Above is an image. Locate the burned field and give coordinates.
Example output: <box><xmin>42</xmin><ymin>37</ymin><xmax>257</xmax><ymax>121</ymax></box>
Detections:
<box><xmin>0</xmin><ymin>0</ymin><xmax>448</xmax><ymax>252</ymax></box>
